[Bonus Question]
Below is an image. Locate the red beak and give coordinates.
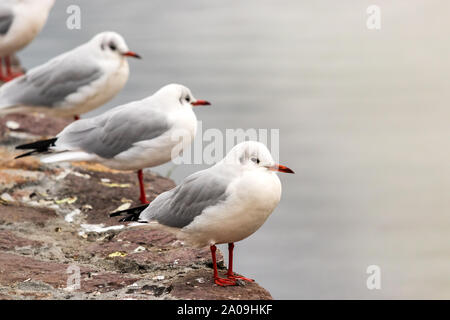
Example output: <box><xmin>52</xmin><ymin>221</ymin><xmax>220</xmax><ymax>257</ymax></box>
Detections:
<box><xmin>191</xmin><ymin>100</ymin><xmax>211</xmax><ymax>106</ymax></box>
<box><xmin>123</xmin><ymin>51</ymin><xmax>142</xmax><ymax>59</ymax></box>
<box><xmin>268</xmin><ymin>164</ymin><xmax>295</xmax><ymax>174</ymax></box>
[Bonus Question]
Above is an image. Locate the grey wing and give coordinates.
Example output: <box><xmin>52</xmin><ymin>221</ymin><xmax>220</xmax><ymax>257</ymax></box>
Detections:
<box><xmin>0</xmin><ymin>54</ymin><xmax>103</xmax><ymax>107</ymax></box>
<box><xmin>140</xmin><ymin>170</ymin><xmax>231</xmax><ymax>228</ymax></box>
<box><xmin>56</xmin><ymin>102</ymin><xmax>171</xmax><ymax>158</ymax></box>
<box><xmin>0</xmin><ymin>5</ymin><xmax>13</xmax><ymax>35</ymax></box>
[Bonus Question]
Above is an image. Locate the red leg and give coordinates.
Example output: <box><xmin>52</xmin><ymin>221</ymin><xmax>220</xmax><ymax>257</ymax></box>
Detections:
<box><xmin>226</xmin><ymin>243</ymin><xmax>254</xmax><ymax>282</ymax></box>
<box><xmin>0</xmin><ymin>57</ymin><xmax>8</xmax><ymax>82</ymax></box>
<box><xmin>0</xmin><ymin>57</ymin><xmax>4</xmax><ymax>81</ymax></box>
<box><xmin>210</xmin><ymin>245</ymin><xmax>236</xmax><ymax>286</ymax></box>
<box><xmin>5</xmin><ymin>56</ymin><xmax>12</xmax><ymax>76</ymax></box>
<box><xmin>4</xmin><ymin>55</ymin><xmax>23</xmax><ymax>81</ymax></box>
<box><xmin>137</xmin><ymin>169</ymin><xmax>149</xmax><ymax>204</ymax></box>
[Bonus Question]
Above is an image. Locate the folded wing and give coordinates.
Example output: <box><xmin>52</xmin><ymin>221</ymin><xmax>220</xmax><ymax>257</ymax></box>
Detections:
<box><xmin>0</xmin><ymin>53</ymin><xmax>102</xmax><ymax>109</ymax></box>
<box><xmin>56</xmin><ymin>102</ymin><xmax>171</xmax><ymax>159</ymax></box>
<box><xmin>140</xmin><ymin>169</ymin><xmax>231</xmax><ymax>228</ymax></box>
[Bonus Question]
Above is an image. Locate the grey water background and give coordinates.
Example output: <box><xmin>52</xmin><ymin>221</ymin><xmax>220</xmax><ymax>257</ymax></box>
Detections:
<box><xmin>20</xmin><ymin>1</ymin><xmax>450</xmax><ymax>298</ymax></box>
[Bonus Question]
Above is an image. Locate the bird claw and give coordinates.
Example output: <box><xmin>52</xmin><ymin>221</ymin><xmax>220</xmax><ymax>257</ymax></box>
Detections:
<box><xmin>214</xmin><ymin>277</ymin><xmax>236</xmax><ymax>287</ymax></box>
<box><xmin>227</xmin><ymin>273</ymin><xmax>254</xmax><ymax>282</ymax></box>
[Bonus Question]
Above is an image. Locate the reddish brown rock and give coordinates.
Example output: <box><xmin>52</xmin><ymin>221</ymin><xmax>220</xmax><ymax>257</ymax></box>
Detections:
<box><xmin>0</xmin><ymin>113</ymin><xmax>72</xmax><ymax>139</ymax></box>
<box><xmin>86</xmin><ymin>241</ymin><xmax>140</xmax><ymax>257</ymax></box>
<box><xmin>80</xmin><ymin>273</ymin><xmax>138</xmax><ymax>294</ymax></box>
<box><xmin>125</xmin><ymin>246</ymin><xmax>213</xmax><ymax>268</ymax></box>
<box><xmin>170</xmin><ymin>269</ymin><xmax>273</xmax><ymax>300</ymax></box>
<box><xmin>58</xmin><ymin>167</ymin><xmax>175</xmax><ymax>225</ymax></box>
<box><xmin>86</xmin><ymin>228</ymin><xmax>217</xmax><ymax>274</ymax></box>
<box><xmin>116</xmin><ymin>228</ymin><xmax>177</xmax><ymax>247</ymax></box>
<box><xmin>0</xmin><ymin>252</ymin><xmax>69</xmax><ymax>288</ymax></box>
<box><xmin>0</xmin><ymin>252</ymin><xmax>138</xmax><ymax>294</ymax></box>
<box><xmin>0</xmin><ymin>230</ymin><xmax>42</xmax><ymax>250</ymax></box>
<box><xmin>0</xmin><ymin>205</ymin><xmax>57</xmax><ymax>224</ymax></box>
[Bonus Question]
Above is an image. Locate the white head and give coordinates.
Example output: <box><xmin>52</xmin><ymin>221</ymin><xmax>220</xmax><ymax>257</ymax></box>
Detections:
<box><xmin>153</xmin><ymin>84</ymin><xmax>211</xmax><ymax>110</ymax></box>
<box><xmin>88</xmin><ymin>31</ymin><xmax>141</xmax><ymax>61</ymax></box>
<box><xmin>222</xmin><ymin>141</ymin><xmax>294</xmax><ymax>174</ymax></box>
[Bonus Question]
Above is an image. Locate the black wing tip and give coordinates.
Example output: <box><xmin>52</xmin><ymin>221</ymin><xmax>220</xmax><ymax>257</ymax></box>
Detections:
<box><xmin>109</xmin><ymin>204</ymin><xmax>150</xmax><ymax>222</ymax></box>
<box><xmin>109</xmin><ymin>211</ymin><xmax>121</xmax><ymax>218</ymax></box>
<box><xmin>14</xmin><ymin>138</ymin><xmax>58</xmax><ymax>159</ymax></box>
<box><xmin>15</xmin><ymin>151</ymin><xmax>36</xmax><ymax>159</ymax></box>
<box><xmin>16</xmin><ymin>137</ymin><xmax>57</xmax><ymax>150</ymax></box>
<box><xmin>118</xmin><ymin>215</ymin><xmax>145</xmax><ymax>222</ymax></box>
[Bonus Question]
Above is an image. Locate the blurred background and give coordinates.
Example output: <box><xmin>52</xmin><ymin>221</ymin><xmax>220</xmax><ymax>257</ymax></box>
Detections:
<box><xmin>19</xmin><ymin>0</ymin><xmax>450</xmax><ymax>299</ymax></box>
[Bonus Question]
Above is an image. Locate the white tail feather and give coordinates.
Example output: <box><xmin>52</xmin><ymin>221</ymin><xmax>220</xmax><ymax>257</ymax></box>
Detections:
<box><xmin>41</xmin><ymin>151</ymin><xmax>95</xmax><ymax>163</ymax></box>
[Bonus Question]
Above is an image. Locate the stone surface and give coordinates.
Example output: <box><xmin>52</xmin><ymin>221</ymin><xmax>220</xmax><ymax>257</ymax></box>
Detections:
<box><xmin>0</xmin><ymin>230</ymin><xmax>42</xmax><ymax>250</ymax></box>
<box><xmin>0</xmin><ymin>113</ymin><xmax>71</xmax><ymax>140</ymax></box>
<box><xmin>0</xmin><ymin>113</ymin><xmax>272</xmax><ymax>300</ymax></box>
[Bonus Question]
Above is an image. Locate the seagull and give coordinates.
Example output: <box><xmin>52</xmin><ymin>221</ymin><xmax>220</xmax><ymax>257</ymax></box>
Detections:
<box><xmin>0</xmin><ymin>31</ymin><xmax>141</xmax><ymax>120</ymax></box>
<box><xmin>14</xmin><ymin>84</ymin><xmax>211</xmax><ymax>204</ymax></box>
<box><xmin>0</xmin><ymin>0</ymin><xmax>55</xmax><ymax>82</ymax></box>
<box><xmin>110</xmin><ymin>141</ymin><xmax>294</xmax><ymax>286</ymax></box>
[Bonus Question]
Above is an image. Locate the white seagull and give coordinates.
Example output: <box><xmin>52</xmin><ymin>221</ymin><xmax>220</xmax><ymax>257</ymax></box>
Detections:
<box><xmin>0</xmin><ymin>31</ymin><xmax>141</xmax><ymax>120</ymax></box>
<box><xmin>15</xmin><ymin>84</ymin><xmax>211</xmax><ymax>204</ymax></box>
<box><xmin>110</xmin><ymin>141</ymin><xmax>294</xmax><ymax>286</ymax></box>
<box><xmin>0</xmin><ymin>0</ymin><xmax>55</xmax><ymax>81</ymax></box>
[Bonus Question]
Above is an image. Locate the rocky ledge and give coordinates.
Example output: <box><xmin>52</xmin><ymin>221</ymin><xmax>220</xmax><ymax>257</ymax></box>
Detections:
<box><xmin>0</xmin><ymin>113</ymin><xmax>272</xmax><ymax>300</ymax></box>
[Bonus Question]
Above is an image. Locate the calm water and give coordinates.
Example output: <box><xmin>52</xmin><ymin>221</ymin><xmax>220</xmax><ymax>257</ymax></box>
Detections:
<box><xmin>20</xmin><ymin>1</ymin><xmax>450</xmax><ymax>298</ymax></box>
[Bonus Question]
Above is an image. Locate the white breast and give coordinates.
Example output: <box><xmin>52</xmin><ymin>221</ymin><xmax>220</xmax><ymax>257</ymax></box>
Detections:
<box><xmin>180</xmin><ymin>170</ymin><xmax>282</xmax><ymax>248</ymax></box>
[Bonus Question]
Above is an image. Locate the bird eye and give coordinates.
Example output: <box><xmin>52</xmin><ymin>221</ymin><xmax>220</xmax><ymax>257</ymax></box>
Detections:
<box><xmin>251</xmin><ymin>157</ymin><xmax>260</xmax><ymax>164</ymax></box>
<box><xmin>109</xmin><ymin>42</ymin><xmax>117</xmax><ymax>51</ymax></box>
<box><xmin>185</xmin><ymin>96</ymin><xmax>191</xmax><ymax>102</ymax></box>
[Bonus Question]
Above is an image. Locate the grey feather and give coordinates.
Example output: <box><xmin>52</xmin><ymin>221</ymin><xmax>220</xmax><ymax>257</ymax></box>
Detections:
<box><xmin>139</xmin><ymin>169</ymin><xmax>231</xmax><ymax>228</ymax></box>
<box><xmin>0</xmin><ymin>5</ymin><xmax>13</xmax><ymax>35</ymax></box>
<box><xmin>56</xmin><ymin>100</ymin><xmax>171</xmax><ymax>158</ymax></box>
<box><xmin>0</xmin><ymin>54</ymin><xmax>102</xmax><ymax>108</ymax></box>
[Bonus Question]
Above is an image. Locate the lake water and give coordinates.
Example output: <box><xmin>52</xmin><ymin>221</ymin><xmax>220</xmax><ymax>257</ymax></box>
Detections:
<box><xmin>20</xmin><ymin>1</ymin><xmax>450</xmax><ymax>298</ymax></box>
